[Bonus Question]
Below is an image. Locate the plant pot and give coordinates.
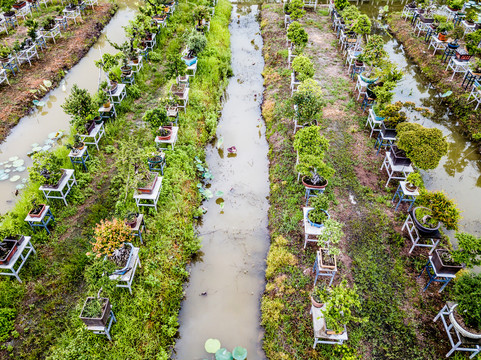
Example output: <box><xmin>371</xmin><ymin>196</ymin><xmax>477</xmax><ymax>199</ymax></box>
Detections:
<box><xmin>390</xmin><ymin>145</ymin><xmax>411</xmax><ymax>166</ymax></box>
<box><xmin>380</xmin><ymin>122</ymin><xmax>397</xmax><ymax>138</ymax></box>
<box><xmin>448</xmin><ymin>41</ymin><xmax>460</xmax><ymax>49</ymax></box>
<box><xmin>358</xmin><ymin>73</ymin><xmax>376</xmax><ymax>85</ymax></box>
<box><xmin>148</xmin><ymin>155</ymin><xmax>165</xmax><ymax>166</ymax></box>
<box><xmin>80</xmin><ymin>297</ymin><xmax>111</xmax><ymax>327</ymax></box>
<box><xmin>405</xmin><ymin>182</ymin><xmax>418</xmax><ymax>192</ymax></box>
<box><xmin>438</xmin><ymin>32</ymin><xmax>448</xmax><ymax>41</ymax></box>
<box><xmin>121</xmin><ymin>66</ymin><xmax>132</xmax><ymax>76</ymax></box>
<box><xmin>156</xmin><ymin>127</ymin><xmax>172</xmax><ymax>141</ymax></box>
<box><xmin>171</xmin><ymin>83</ymin><xmax>186</xmax><ymax>98</ymax></box>
<box><xmin>302</xmin><ymin>176</ymin><xmax>328</xmax><ymax>190</ymax></box>
<box><xmin>448</xmin><ymin>303</ymin><xmax>481</xmax><ymax>339</ymax></box>
<box><xmin>131</xmin><ymin>57</ymin><xmax>139</xmax><ymax>64</ymax></box>
<box><xmin>366</xmin><ymin>85</ymin><xmax>377</xmax><ymax>100</ymax></box>
<box><xmin>3</xmin><ymin>11</ymin><xmax>15</xmax><ymax>17</ymax></box>
<box><xmin>166</xmin><ymin>106</ymin><xmax>178</xmax><ymax>118</ymax></box>
<box><xmin>355</xmin><ymin>60</ymin><xmax>364</xmax><ymax>67</ymax></box>
<box><xmin>419</xmin><ymin>15</ymin><xmax>434</xmax><ymax>23</ymax></box>
<box><xmin>181</xmin><ymin>55</ymin><xmax>197</xmax><ymax>66</ymax></box>
<box><xmin>111</xmin><ymin>242</ymin><xmax>134</xmax><ymax>275</ymax></box>
<box><xmin>0</xmin><ymin>239</ymin><xmax>18</xmax><ymax>265</ymax></box>
<box><xmin>137</xmin><ymin>172</ymin><xmax>158</xmax><ymax>194</ymax></box>
<box><xmin>431</xmin><ymin>249</ymin><xmax>463</xmax><ymax>275</ymax></box>
<box><xmin>93</xmin><ymin>116</ymin><xmax>103</xmax><ymax>125</ymax></box>
<box><xmin>85</xmin><ymin>120</ymin><xmax>96</xmax><ymax>135</ymax></box>
<box><xmin>12</xmin><ymin>1</ymin><xmax>27</xmax><ymax>9</ymax></box>
<box><xmin>125</xmin><ymin>215</ymin><xmax>138</xmax><ymax>229</ymax></box>
<box><xmin>311</xmin><ymin>296</ymin><xmax>324</xmax><ymax>308</ymax></box>
<box><xmin>103</xmin><ymin>100</ymin><xmax>111</xmax><ymax>108</ymax></box>
<box><xmin>319</xmin><ymin>248</ymin><xmax>337</xmax><ymax>270</ymax></box>
<box><xmin>109</xmin><ymin>82</ymin><xmax>118</xmax><ymax>94</ymax></box>
<box><xmin>306</xmin><ymin>209</ymin><xmax>330</xmax><ymax>228</ymax></box>
<box><xmin>455</xmin><ymin>49</ymin><xmax>472</xmax><ymax>61</ymax></box>
<box><xmin>29</xmin><ymin>204</ymin><xmax>46</xmax><ymax>218</ymax></box>
<box><xmin>411</xmin><ymin>206</ymin><xmax>440</xmax><ymax>235</ymax></box>
<box><xmin>43</xmin><ymin>170</ymin><xmax>67</xmax><ymax>189</ymax></box>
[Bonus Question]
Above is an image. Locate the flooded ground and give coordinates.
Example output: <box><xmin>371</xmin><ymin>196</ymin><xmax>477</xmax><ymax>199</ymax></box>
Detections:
<box><xmin>0</xmin><ymin>0</ymin><xmax>138</xmax><ymax>213</ymax></box>
<box><xmin>174</xmin><ymin>3</ymin><xmax>269</xmax><ymax>359</ymax></box>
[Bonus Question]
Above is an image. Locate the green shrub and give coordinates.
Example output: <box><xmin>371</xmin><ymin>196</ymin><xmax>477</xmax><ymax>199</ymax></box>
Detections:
<box><xmin>265</xmin><ymin>236</ymin><xmax>297</xmax><ymax>279</ymax></box>
<box><xmin>292</xmin><ymin>55</ymin><xmax>314</xmax><ymax>81</ymax></box>
<box><xmin>142</xmin><ymin>107</ymin><xmax>170</xmax><ymax>130</ymax></box>
<box><xmin>454</xmin><ymin>272</ymin><xmax>481</xmax><ymax>329</ymax></box>
<box><xmin>287</xmin><ymin>21</ymin><xmax>308</xmax><ymax>52</ymax></box>
<box><xmin>452</xmin><ymin>232</ymin><xmax>481</xmax><ymax>268</ymax></box>
<box><xmin>0</xmin><ymin>308</ymin><xmax>15</xmax><ymax>342</ymax></box>
<box><xmin>61</xmin><ymin>85</ymin><xmax>96</xmax><ymax>132</ymax></box>
<box><xmin>29</xmin><ymin>151</ymin><xmax>64</xmax><ymax>186</ymax></box>
<box><xmin>293</xmin><ymin>79</ymin><xmax>325</xmax><ymax>125</ymax></box>
<box><xmin>186</xmin><ymin>29</ymin><xmax>207</xmax><ymax>56</ymax></box>
<box><xmin>334</xmin><ymin>0</ymin><xmax>349</xmax><ymax>11</ymax></box>
<box><xmin>308</xmin><ymin>194</ymin><xmax>330</xmax><ymax>224</ymax></box>
<box><xmin>352</xmin><ymin>14</ymin><xmax>371</xmax><ymax>36</ymax></box>
<box><xmin>466</xmin><ymin>30</ymin><xmax>481</xmax><ymax>55</ymax></box>
<box><xmin>416</xmin><ymin>189</ymin><xmax>460</xmax><ymax>230</ymax></box>
<box><xmin>288</xmin><ymin>0</ymin><xmax>305</xmax><ymax>20</ymax></box>
<box><xmin>396</xmin><ymin>122</ymin><xmax>448</xmax><ymax>170</ymax></box>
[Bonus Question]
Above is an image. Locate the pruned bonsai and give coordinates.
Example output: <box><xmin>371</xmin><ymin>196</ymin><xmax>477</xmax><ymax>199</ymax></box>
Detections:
<box><xmin>307</xmin><ymin>194</ymin><xmax>330</xmax><ymax>228</ymax></box>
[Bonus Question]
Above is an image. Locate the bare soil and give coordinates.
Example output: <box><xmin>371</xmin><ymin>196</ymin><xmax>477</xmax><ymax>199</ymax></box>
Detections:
<box><xmin>0</xmin><ymin>2</ymin><xmax>116</xmax><ymax>143</ymax></box>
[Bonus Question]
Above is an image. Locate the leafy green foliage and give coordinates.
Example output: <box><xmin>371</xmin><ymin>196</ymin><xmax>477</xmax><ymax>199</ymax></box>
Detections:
<box><xmin>362</xmin><ymin>35</ymin><xmax>387</xmax><ymax>68</ymax></box>
<box><xmin>61</xmin><ymin>85</ymin><xmax>96</xmax><ymax>133</ymax></box>
<box><xmin>293</xmin><ymin>78</ymin><xmax>325</xmax><ymax>125</ymax></box>
<box><xmin>454</xmin><ymin>272</ymin><xmax>481</xmax><ymax>329</ymax></box>
<box><xmin>288</xmin><ymin>0</ymin><xmax>305</xmax><ymax>20</ymax></box>
<box><xmin>379</xmin><ymin>102</ymin><xmax>406</xmax><ymax>128</ymax></box>
<box><xmin>351</xmin><ymin>14</ymin><xmax>371</xmax><ymax>35</ymax></box>
<box><xmin>265</xmin><ymin>236</ymin><xmax>297</xmax><ymax>279</ymax></box>
<box><xmin>308</xmin><ymin>194</ymin><xmax>329</xmax><ymax>224</ymax></box>
<box><xmin>452</xmin><ymin>232</ymin><xmax>481</xmax><ymax>268</ymax></box>
<box><xmin>416</xmin><ymin>189</ymin><xmax>460</xmax><ymax>230</ymax></box>
<box><xmin>334</xmin><ymin>0</ymin><xmax>349</xmax><ymax>11</ymax></box>
<box><xmin>0</xmin><ymin>308</ymin><xmax>16</xmax><ymax>342</ymax></box>
<box><xmin>341</xmin><ymin>5</ymin><xmax>360</xmax><ymax>27</ymax></box>
<box><xmin>318</xmin><ymin>219</ymin><xmax>344</xmax><ymax>256</ymax></box>
<box><xmin>29</xmin><ymin>151</ymin><xmax>64</xmax><ymax>186</ymax></box>
<box><xmin>292</xmin><ymin>55</ymin><xmax>314</xmax><ymax>81</ymax></box>
<box><xmin>396</xmin><ymin>122</ymin><xmax>448</xmax><ymax>170</ymax></box>
<box><xmin>186</xmin><ymin>28</ymin><xmax>207</xmax><ymax>56</ymax></box>
<box><xmin>142</xmin><ymin>107</ymin><xmax>170</xmax><ymax>130</ymax></box>
<box><xmin>446</xmin><ymin>0</ymin><xmax>465</xmax><ymax>11</ymax></box>
<box><xmin>287</xmin><ymin>21</ymin><xmax>308</xmax><ymax>52</ymax></box>
<box><xmin>406</xmin><ymin>172</ymin><xmax>424</xmax><ymax>188</ymax></box>
<box><xmin>466</xmin><ymin>29</ymin><xmax>481</xmax><ymax>55</ymax></box>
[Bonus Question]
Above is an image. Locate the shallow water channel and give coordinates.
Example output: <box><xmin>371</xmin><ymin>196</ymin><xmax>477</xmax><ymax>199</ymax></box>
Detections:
<box><xmin>174</xmin><ymin>3</ymin><xmax>269</xmax><ymax>359</ymax></box>
<box><xmin>357</xmin><ymin>0</ymin><xmax>481</xmax><ymax>242</ymax></box>
<box><xmin>0</xmin><ymin>0</ymin><xmax>138</xmax><ymax>213</ymax></box>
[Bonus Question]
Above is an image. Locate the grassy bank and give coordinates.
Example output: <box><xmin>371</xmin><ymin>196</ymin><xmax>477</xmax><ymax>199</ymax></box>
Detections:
<box><xmin>260</xmin><ymin>5</ymin><xmax>453</xmax><ymax>359</ymax></box>
<box><xmin>388</xmin><ymin>13</ymin><xmax>481</xmax><ymax>142</ymax></box>
<box><xmin>0</xmin><ymin>0</ymin><xmax>232</xmax><ymax>358</ymax></box>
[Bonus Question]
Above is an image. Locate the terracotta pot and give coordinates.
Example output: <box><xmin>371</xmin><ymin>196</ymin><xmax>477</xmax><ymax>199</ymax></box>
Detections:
<box><xmin>0</xmin><ymin>240</ymin><xmax>18</xmax><ymax>265</ymax></box>
<box><xmin>302</xmin><ymin>176</ymin><xmax>328</xmax><ymax>190</ymax></box>
<box><xmin>438</xmin><ymin>32</ymin><xmax>448</xmax><ymax>41</ymax></box>
<box><xmin>29</xmin><ymin>204</ymin><xmax>46</xmax><ymax>218</ymax></box>
<box><xmin>311</xmin><ymin>296</ymin><xmax>324</xmax><ymax>308</ymax></box>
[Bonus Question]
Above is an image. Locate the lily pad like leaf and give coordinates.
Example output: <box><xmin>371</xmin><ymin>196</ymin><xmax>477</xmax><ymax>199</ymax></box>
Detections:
<box><xmin>216</xmin><ymin>136</ymin><xmax>224</xmax><ymax>149</ymax></box>
<box><xmin>195</xmin><ymin>156</ymin><xmax>202</xmax><ymax>164</ymax></box>
<box><xmin>204</xmin><ymin>338</ymin><xmax>221</xmax><ymax>354</ymax></box>
<box><xmin>43</xmin><ymin>80</ymin><xmax>52</xmax><ymax>88</ymax></box>
<box><xmin>10</xmin><ymin>175</ymin><xmax>20</xmax><ymax>182</ymax></box>
<box><xmin>33</xmin><ymin>100</ymin><xmax>46</xmax><ymax>107</ymax></box>
<box><xmin>215</xmin><ymin>348</ymin><xmax>233</xmax><ymax>360</ymax></box>
<box><xmin>232</xmin><ymin>346</ymin><xmax>247</xmax><ymax>360</ymax></box>
<box><xmin>202</xmin><ymin>189</ymin><xmax>213</xmax><ymax>199</ymax></box>
<box><xmin>440</xmin><ymin>90</ymin><xmax>452</xmax><ymax>98</ymax></box>
<box><xmin>215</xmin><ymin>190</ymin><xmax>224</xmax><ymax>197</ymax></box>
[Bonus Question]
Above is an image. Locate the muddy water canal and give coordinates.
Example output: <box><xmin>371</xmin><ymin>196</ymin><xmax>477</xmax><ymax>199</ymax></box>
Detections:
<box><xmin>174</xmin><ymin>3</ymin><xmax>269</xmax><ymax>359</ymax></box>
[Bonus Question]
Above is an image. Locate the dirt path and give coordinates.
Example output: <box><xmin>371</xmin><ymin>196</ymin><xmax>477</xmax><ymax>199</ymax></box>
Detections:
<box><xmin>261</xmin><ymin>5</ymin><xmax>450</xmax><ymax>359</ymax></box>
<box><xmin>0</xmin><ymin>2</ymin><xmax>116</xmax><ymax>143</ymax></box>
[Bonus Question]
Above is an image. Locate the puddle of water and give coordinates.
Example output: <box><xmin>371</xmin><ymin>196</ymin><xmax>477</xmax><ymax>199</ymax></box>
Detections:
<box><xmin>357</xmin><ymin>1</ymin><xmax>481</xmax><ymax>245</ymax></box>
<box><xmin>174</xmin><ymin>4</ymin><xmax>269</xmax><ymax>359</ymax></box>
<box><xmin>0</xmin><ymin>0</ymin><xmax>138</xmax><ymax>213</ymax></box>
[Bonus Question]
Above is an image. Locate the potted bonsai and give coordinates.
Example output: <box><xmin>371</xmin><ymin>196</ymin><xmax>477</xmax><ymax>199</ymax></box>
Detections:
<box><xmin>405</xmin><ymin>171</ymin><xmax>424</xmax><ymax>192</ymax></box>
<box><xmin>334</xmin><ymin>0</ymin><xmax>349</xmax><ymax>11</ymax></box>
<box><xmin>0</xmin><ymin>42</ymin><xmax>12</xmax><ymax>62</ymax></box>
<box><xmin>293</xmin><ymin>79</ymin><xmax>325</xmax><ymax>127</ymax></box>
<box><xmin>396</xmin><ymin>122</ymin><xmax>448</xmax><ymax>170</ymax></box>
<box><xmin>437</xmin><ymin>21</ymin><xmax>454</xmax><ymax>41</ymax></box>
<box><xmin>65</xmin><ymin>134</ymin><xmax>85</xmax><ymax>154</ymax></box>
<box><xmin>142</xmin><ymin>107</ymin><xmax>171</xmax><ymax>135</ymax></box>
<box><xmin>135</xmin><ymin>169</ymin><xmax>158</xmax><ymax>194</ymax></box>
<box><xmin>317</xmin><ymin>219</ymin><xmax>344</xmax><ymax>271</ymax></box>
<box><xmin>148</xmin><ymin>150</ymin><xmax>165</xmax><ymax>171</ymax></box>
<box><xmin>124</xmin><ymin>212</ymin><xmax>139</xmax><ymax>229</ymax></box>
<box><xmin>29</xmin><ymin>151</ymin><xmax>65</xmax><ymax>188</ymax></box>
<box><xmin>2</xmin><ymin>0</ymin><xmax>15</xmax><ymax>17</ymax></box>
<box><xmin>89</xmin><ymin>218</ymin><xmax>135</xmax><ymax>275</ymax></box>
<box><xmin>321</xmin><ymin>279</ymin><xmax>364</xmax><ymax>335</ymax></box>
<box><xmin>293</xmin><ymin>126</ymin><xmax>335</xmax><ymax>190</ymax></box>
<box><xmin>446</xmin><ymin>0</ymin><xmax>464</xmax><ymax>11</ymax></box>
<box><xmin>465</xmin><ymin>7</ymin><xmax>478</xmax><ymax>25</ymax></box>
<box><xmin>379</xmin><ymin>102</ymin><xmax>407</xmax><ymax>139</ymax></box>
<box><xmin>359</xmin><ymin>35</ymin><xmax>387</xmax><ymax>83</ymax></box>
<box><xmin>431</xmin><ymin>232</ymin><xmax>481</xmax><ymax>276</ymax></box>
<box><xmin>412</xmin><ymin>189</ymin><xmax>460</xmax><ymax>235</ymax></box>
<box><xmin>471</xmin><ymin>58</ymin><xmax>481</xmax><ymax>75</ymax></box>
<box><xmin>292</xmin><ymin>55</ymin><xmax>314</xmax><ymax>82</ymax></box>
<box><xmin>286</xmin><ymin>21</ymin><xmax>308</xmax><ymax>54</ymax></box>
<box><xmin>449</xmin><ymin>272</ymin><xmax>481</xmax><ymax>338</ymax></box>
<box><xmin>311</xmin><ymin>282</ymin><xmax>329</xmax><ymax>308</ymax></box>
<box><xmin>287</xmin><ymin>0</ymin><xmax>305</xmax><ymax>21</ymax></box>
<box><xmin>465</xmin><ymin>29</ymin><xmax>481</xmax><ymax>57</ymax></box>
<box><xmin>28</xmin><ymin>199</ymin><xmax>46</xmax><ymax>218</ymax></box>
<box><xmin>351</xmin><ymin>14</ymin><xmax>371</xmax><ymax>38</ymax></box>
<box><xmin>307</xmin><ymin>194</ymin><xmax>330</xmax><ymax>228</ymax></box>
<box><xmin>193</xmin><ymin>5</ymin><xmax>210</xmax><ymax>29</ymax></box>
<box><xmin>62</xmin><ymin>85</ymin><xmax>97</xmax><ymax>133</ymax></box>
<box><xmin>0</xmin><ymin>238</ymin><xmax>19</xmax><ymax>265</ymax></box>
<box><xmin>41</xmin><ymin>16</ymin><xmax>56</xmax><ymax>32</ymax></box>
<box><xmin>182</xmin><ymin>29</ymin><xmax>207</xmax><ymax>66</ymax></box>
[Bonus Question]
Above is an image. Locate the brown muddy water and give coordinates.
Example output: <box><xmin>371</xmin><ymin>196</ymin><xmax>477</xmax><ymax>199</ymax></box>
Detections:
<box><xmin>174</xmin><ymin>3</ymin><xmax>269</xmax><ymax>359</ymax></box>
<box><xmin>356</xmin><ymin>1</ymin><xmax>481</xmax><ymax>247</ymax></box>
<box><xmin>0</xmin><ymin>0</ymin><xmax>138</xmax><ymax>213</ymax></box>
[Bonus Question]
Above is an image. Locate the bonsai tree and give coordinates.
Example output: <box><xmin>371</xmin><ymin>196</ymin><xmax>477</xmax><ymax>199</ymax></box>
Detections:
<box><xmin>41</xmin><ymin>16</ymin><xmax>56</xmax><ymax>31</ymax></box>
<box><xmin>88</xmin><ymin>218</ymin><xmax>133</xmax><ymax>258</ymax></box>
<box><xmin>334</xmin><ymin>0</ymin><xmax>349</xmax><ymax>11</ymax></box>
<box><xmin>29</xmin><ymin>151</ymin><xmax>64</xmax><ymax>186</ymax></box>
<box><xmin>471</xmin><ymin>58</ymin><xmax>481</xmax><ymax>74</ymax></box>
<box><xmin>142</xmin><ymin>107</ymin><xmax>170</xmax><ymax>134</ymax></box>
<box><xmin>292</xmin><ymin>55</ymin><xmax>314</xmax><ymax>82</ymax></box>
<box><xmin>287</xmin><ymin>21</ymin><xmax>308</xmax><ymax>53</ymax></box>
<box><xmin>379</xmin><ymin>102</ymin><xmax>407</xmax><ymax>128</ymax></box>
<box><xmin>311</xmin><ymin>282</ymin><xmax>329</xmax><ymax>307</ymax></box>
<box><xmin>318</xmin><ymin>219</ymin><xmax>344</xmax><ymax>256</ymax></box>
<box><xmin>186</xmin><ymin>29</ymin><xmax>207</xmax><ymax>57</ymax></box>
<box><xmin>1</xmin><ymin>0</ymin><xmax>15</xmax><ymax>15</ymax></box>
<box><xmin>193</xmin><ymin>5</ymin><xmax>210</xmax><ymax>26</ymax></box>
<box><xmin>405</xmin><ymin>171</ymin><xmax>424</xmax><ymax>190</ymax></box>
<box><xmin>447</xmin><ymin>0</ymin><xmax>465</xmax><ymax>11</ymax></box>
<box><xmin>284</xmin><ymin>0</ymin><xmax>291</xmax><ymax>14</ymax></box>
<box><xmin>437</xmin><ymin>21</ymin><xmax>454</xmax><ymax>35</ymax></box>
<box><xmin>340</xmin><ymin>5</ymin><xmax>360</xmax><ymax>28</ymax></box>
<box><xmin>451</xmin><ymin>232</ymin><xmax>481</xmax><ymax>269</ymax></box>
<box><xmin>287</xmin><ymin>0</ymin><xmax>305</xmax><ymax>21</ymax></box>
<box><xmin>62</xmin><ymin>85</ymin><xmax>97</xmax><ymax>134</ymax></box>
<box><xmin>415</xmin><ymin>189</ymin><xmax>460</xmax><ymax>231</ymax></box>
<box><xmin>453</xmin><ymin>272</ymin><xmax>481</xmax><ymax>330</ymax></box>
<box><xmin>25</xmin><ymin>19</ymin><xmax>39</xmax><ymax>42</ymax></box>
<box><xmin>0</xmin><ymin>42</ymin><xmax>12</xmax><ymax>60</ymax></box>
<box><xmin>396</xmin><ymin>122</ymin><xmax>448</xmax><ymax>170</ymax></box>
<box><xmin>465</xmin><ymin>8</ymin><xmax>478</xmax><ymax>24</ymax></box>
<box><xmin>466</xmin><ymin>30</ymin><xmax>481</xmax><ymax>56</ymax></box>
<box><xmin>165</xmin><ymin>44</ymin><xmax>187</xmax><ymax>80</ymax></box>
<box><xmin>294</xmin><ymin>126</ymin><xmax>335</xmax><ymax>186</ymax></box>
<box><xmin>351</xmin><ymin>14</ymin><xmax>371</xmax><ymax>37</ymax></box>
<box><xmin>307</xmin><ymin>194</ymin><xmax>330</xmax><ymax>226</ymax></box>
<box><xmin>321</xmin><ymin>279</ymin><xmax>364</xmax><ymax>334</ymax></box>
<box><xmin>360</xmin><ymin>35</ymin><xmax>387</xmax><ymax>78</ymax></box>
<box><xmin>65</xmin><ymin>134</ymin><xmax>85</xmax><ymax>151</ymax></box>
<box><xmin>293</xmin><ymin>79</ymin><xmax>325</xmax><ymax>126</ymax></box>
